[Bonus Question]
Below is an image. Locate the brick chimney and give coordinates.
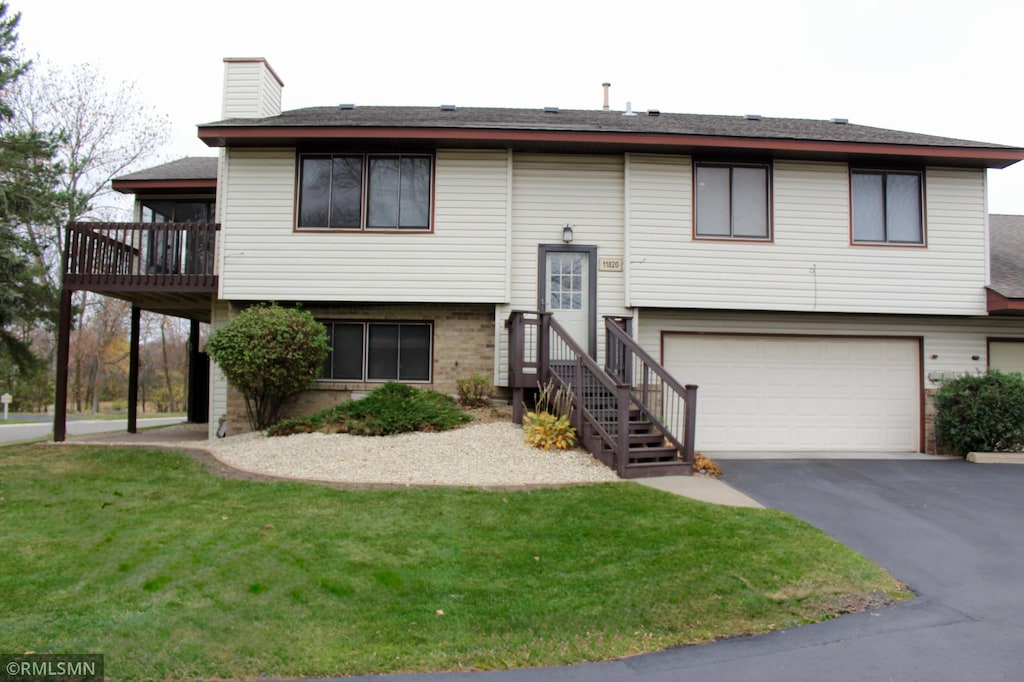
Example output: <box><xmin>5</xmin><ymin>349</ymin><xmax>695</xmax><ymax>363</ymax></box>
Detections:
<box><xmin>221</xmin><ymin>57</ymin><xmax>284</xmax><ymax>119</ymax></box>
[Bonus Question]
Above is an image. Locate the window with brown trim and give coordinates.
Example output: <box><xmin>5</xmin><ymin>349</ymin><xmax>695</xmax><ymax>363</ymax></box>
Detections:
<box><xmin>851</xmin><ymin>169</ymin><xmax>923</xmax><ymax>244</ymax></box>
<box><xmin>298</xmin><ymin>154</ymin><xmax>432</xmax><ymax>230</ymax></box>
<box><xmin>694</xmin><ymin>162</ymin><xmax>771</xmax><ymax>240</ymax></box>
<box><xmin>320</xmin><ymin>321</ymin><xmax>432</xmax><ymax>382</ymax></box>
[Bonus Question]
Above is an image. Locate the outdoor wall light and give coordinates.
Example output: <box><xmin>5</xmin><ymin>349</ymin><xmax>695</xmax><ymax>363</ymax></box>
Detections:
<box><xmin>562</xmin><ymin>224</ymin><xmax>574</xmax><ymax>243</ymax></box>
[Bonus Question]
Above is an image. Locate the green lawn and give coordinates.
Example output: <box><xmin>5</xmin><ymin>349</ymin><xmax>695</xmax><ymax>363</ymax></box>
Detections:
<box><xmin>0</xmin><ymin>444</ymin><xmax>909</xmax><ymax>680</ymax></box>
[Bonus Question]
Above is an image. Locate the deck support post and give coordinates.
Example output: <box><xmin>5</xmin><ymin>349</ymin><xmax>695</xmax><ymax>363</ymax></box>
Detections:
<box><xmin>53</xmin><ymin>289</ymin><xmax>73</xmax><ymax>442</ymax></box>
<box><xmin>682</xmin><ymin>384</ymin><xmax>699</xmax><ymax>463</ymax></box>
<box><xmin>127</xmin><ymin>305</ymin><xmax>141</xmax><ymax>434</ymax></box>
<box><xmin>187</xmin><ymin>319</ymin><xmax>200</xmax><ymax>422</ymax></box>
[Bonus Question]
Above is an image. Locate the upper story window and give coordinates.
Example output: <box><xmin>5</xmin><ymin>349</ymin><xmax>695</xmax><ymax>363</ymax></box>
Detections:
<box><xmin>297</xmin><ymin>154</ymin><xmax>432</xmax><ymax>230</ymax></box>
<box><xmin>694</xmin><ymin>162</ymin><xmax>771</xmax><ymax>240</ymax></box>
<box><xmin>851</xmin><ymin>169</ymin><xmax>924</xmax><ymax>245</ymax></box>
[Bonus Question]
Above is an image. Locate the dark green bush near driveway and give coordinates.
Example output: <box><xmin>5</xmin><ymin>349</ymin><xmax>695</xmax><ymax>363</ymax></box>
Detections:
<box><xmin>933</xmin><ymin>371</ymin><xmax>1024</xmax><ymax>455</ymax></box>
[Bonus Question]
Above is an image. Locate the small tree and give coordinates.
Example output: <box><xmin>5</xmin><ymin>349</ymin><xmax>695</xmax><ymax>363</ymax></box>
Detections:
<box><xmin>205</xmin><ymin>304</ymin><xmax>330</xmax><ymax>431</ymax></box>
<box><xmin>933</xmin><ymin>371</ymin><xmax>1024</xmax><ymax>455</ymax></box>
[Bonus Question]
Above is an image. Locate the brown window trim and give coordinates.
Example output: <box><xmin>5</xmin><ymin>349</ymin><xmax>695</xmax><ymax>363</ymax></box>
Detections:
<box><xmin>849</xmin><ymin>167</ymin><xmax>927</xmax><ymax>247</ymax></box>
<box><xmin>692</xmin><ymin>160</ymin><xmax>774</xmax><ymax>242</ymax></box>
<box><xmin>294</xmin><ymin>152</ymin><xmax>436</xmax><ymax>233</ymax></box>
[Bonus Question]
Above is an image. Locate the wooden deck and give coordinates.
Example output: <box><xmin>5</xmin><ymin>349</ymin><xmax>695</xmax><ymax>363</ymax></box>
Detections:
<box><xmin>62</xmin><ymin>222</ymin><xmax>219</xmax><ymax>320</ymax></box>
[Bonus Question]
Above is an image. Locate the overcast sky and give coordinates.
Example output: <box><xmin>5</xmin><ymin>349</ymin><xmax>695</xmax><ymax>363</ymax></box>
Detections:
<box><xmin>16</xmin><ymin>0</ymin><xmax>1024</xmax><ymax>213</ymax></box>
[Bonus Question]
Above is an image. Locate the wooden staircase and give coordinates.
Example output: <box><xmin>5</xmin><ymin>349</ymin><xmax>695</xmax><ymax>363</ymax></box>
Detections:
<box><xmin>508</xmin><ymin>312</ymin><xmax>698</xmax><ymax>479</ymax></box>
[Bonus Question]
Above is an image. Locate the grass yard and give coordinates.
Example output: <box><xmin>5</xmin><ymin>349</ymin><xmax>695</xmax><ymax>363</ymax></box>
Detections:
<box><xmin>0</xmin><ymin>444</ymin><xmax>909</xmax><ymax>680</ymax></box>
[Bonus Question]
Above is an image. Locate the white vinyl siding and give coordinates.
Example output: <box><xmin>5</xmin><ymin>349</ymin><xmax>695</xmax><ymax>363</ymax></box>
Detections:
<box><xmin>637</xmin><ymin>309</ymin><xmax>1024</xmax><ymax>391</ymax></box>
<box><xmin>628</xmin><ymin>159</ymin><xmax>988</xmax><ymax>315</ymax></box>
<box><xmin>221</xmin><ymin>59</ymin><xmax>282</xmax><ymax>119</ymax></box>
<box><xmin>218</xmin><ymin>149</ymin><xmax>508</xmax><ymax>302</ymax></box>
<box><xmin>207</xmin><ymin>299</ymin><xmax>231</xmax><ymax>439</ymax></box>
<box><xmin>497</xmin><ymin>154</ymin><xmax>629</xmax><ymax>372</ymax></box>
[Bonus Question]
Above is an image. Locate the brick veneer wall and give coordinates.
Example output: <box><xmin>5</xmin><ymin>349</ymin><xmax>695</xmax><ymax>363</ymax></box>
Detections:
<box><xmin>923</xmin><ymin>388</ymin><xmax>955</xmax><ymax>456</ymax></box>
<box><xmin>221</xmin><ymin>302</ymin><xmax>496</xmax><ymax>435</ymax></box>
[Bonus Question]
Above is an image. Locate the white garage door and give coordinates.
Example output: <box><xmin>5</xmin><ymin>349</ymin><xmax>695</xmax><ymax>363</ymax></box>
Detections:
<box><xmin>663</xmin><ymin>334</ymin><xmax>920</xmax><ymax>452</ymax></box>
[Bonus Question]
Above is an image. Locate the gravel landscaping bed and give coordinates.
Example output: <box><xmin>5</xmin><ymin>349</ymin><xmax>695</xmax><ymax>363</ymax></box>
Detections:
<box><xmin>204</xmin><ymin>421</ymin><xmax>621</xmax><ymax>487</ymax></box>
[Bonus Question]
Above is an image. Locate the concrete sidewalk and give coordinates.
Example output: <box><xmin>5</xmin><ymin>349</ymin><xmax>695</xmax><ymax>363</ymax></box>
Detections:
<box><xmin>634</xmin><ymin>475</ymin><xmax>764</xmax><ymax>508</ymax></box>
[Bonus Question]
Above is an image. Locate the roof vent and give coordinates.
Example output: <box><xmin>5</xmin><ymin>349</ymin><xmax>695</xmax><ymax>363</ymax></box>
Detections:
<box><xmin>623</xmin><ymin>101</ymin><xmax>637</xmax><ymax>117</ymax></box>
<box><xmin>544</xmin><ymin>106</ymin><xmax>560</xmax><ymax>113</ymax></box>
<box><xmin>647</xmin><ymin>109</ymin><xmax>660</xmax><ymax>117</ymax></box>
<box><xmin>745</xmin><ymin>114</ymin><xmax>762</xmax><ymax>121</ymax></box>
<box><xmin>338</xmin><ymin>103</ymin><xmax>356</xmax><ymax>110</ymax></box>
<box><xmin>831</xmin><ymin>117</ymin><xmax>849</xmax><ymax>124</ymax></box>
<box><xmin>440</xmin><ymin>104</ymin><xmax>457</xmax><ymax>111</ymax></box>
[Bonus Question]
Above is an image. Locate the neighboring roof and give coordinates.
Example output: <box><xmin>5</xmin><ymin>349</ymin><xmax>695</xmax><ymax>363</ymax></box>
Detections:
<box><xmin>989</xmin><ymin>214</ymin><xmax>1024</xmax><ymax>302</ymax></box>
<box><xmin>198</xmin><ymin>106</ymin><xmax>1024</xmax><ymax>168</ymax></box>
<box><xmin>112</xmin><ymin>157</ymin><xmax>218</xmax><ymax>194</ymax></box>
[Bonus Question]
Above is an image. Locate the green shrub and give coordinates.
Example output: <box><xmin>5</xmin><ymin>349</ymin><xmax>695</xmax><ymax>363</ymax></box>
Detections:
<box><xmin>933</xmin><ymin>371</ymin><xmax>1024</xmax><ymax>455</ymax></box>
<box><xmin>269</xmin><ymin>382</ymin><xmax>472</xmax><ymax>437</ymax></box>
<box><xmin>205</xmin><ymin>304</ymin><xmax>331</xmax><ymax>431</ymax></box>
<box><xmin>456</xmin><ymin>374</ymin><xmax>492</xmax><ymax>407</ymax></box>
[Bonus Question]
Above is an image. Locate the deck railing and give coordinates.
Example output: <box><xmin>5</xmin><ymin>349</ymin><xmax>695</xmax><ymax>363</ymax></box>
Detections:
<box><xmin>63</xmin><ymin>222</ymin><xmax>219</xmax><ymax>290</ymax></box>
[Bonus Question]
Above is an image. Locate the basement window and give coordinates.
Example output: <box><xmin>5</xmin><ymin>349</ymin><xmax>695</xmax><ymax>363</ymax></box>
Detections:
<box><xmin>320</xmin><ymin>321</ymin><xmax>432</xmax><ymax>382</ymax></box>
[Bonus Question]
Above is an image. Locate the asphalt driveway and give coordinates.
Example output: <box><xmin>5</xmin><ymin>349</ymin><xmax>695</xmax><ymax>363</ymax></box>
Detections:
<box><xmin>333</xmin><ymin>459</ymin><xmax>1024</xmax><ymax>682</ymax></box>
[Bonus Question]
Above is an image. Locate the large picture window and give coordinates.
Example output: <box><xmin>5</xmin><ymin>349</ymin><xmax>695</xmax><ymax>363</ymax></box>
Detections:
<box><xmin>298</xmin><ymin>154</ymin><xmax>432</xmax><ymax>230</ymax></box>
<box><xmin>695</xmin><ymin>162</ymin><xmax>770</xmax><ymax>239</ymax></box>
<box><xmin>320</xmin><ymin>321</ymin><xmax>432</xmax><ymax>382</ymax></box>
<box><xmin>851</xmin><ymin>169</ymin><xmax>924</xmax><ymax>244</ymax></box>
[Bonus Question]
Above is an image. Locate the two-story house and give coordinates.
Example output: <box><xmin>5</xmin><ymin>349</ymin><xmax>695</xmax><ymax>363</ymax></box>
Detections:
<box><xmin>56</xmin><ymin>57</ymin><xmax>1024</xmax><ymax>471</ymax></box>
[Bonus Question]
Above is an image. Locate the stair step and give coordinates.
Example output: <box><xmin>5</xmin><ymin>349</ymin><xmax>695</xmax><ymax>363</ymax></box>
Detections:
<box><xmin>628</xmin><ymin>446</ymin><xmax>680</xmax><ymax>464</ymax></box>
<box><xmin>622</xmin><ymin>461</ymin><xmax>692</xmax><ymax>479</ymax></box>
<box><xmin>629</xmin><ymin>433</ymin><xmax>666</xmax><ymax>447</ymax></box>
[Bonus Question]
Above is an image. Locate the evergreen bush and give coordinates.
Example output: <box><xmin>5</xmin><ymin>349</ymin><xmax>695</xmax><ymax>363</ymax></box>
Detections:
<box><xmin>268</xmin><ymin>382</ymin><xmax>472</xmax><ymax>437</ymax></box>
<box><xmin>933</xmin><ymin>370</ymin><xmax>1024</xmax><ymax>455</ymax></box>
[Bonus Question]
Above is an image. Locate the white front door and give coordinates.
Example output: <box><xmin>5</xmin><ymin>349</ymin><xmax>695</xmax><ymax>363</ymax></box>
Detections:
<box><xmin>542</xmin><ymin>249</ymin><xmax>593</xmax><ymax>355</ymax></box>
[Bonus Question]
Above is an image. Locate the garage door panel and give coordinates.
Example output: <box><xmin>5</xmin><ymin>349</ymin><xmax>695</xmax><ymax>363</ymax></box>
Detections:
<box><xmin>664</xmin><ymin>334</ymin><xmax>920</xmax><ymax>452</ymax></box>
<box><xmin>989</xmin><ymin>342</ymin><xmax>1024</xmax><ymax>375</ymax></box>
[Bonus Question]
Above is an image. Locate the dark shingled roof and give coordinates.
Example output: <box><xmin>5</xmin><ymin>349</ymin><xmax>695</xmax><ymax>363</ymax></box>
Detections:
<box><xmin>990</xmin><ymin>214</ymin><xmax>1024</xmax><ymax>299</ymax></box>
<box><xmin>114</xmin><ymin>157</ymin><xmax>218</xmax><ymax>182</ymax></box>
<box><xmin>201</xmin><ymin>105</ymin><xmax>1017</xmax><ymax>150</ymax></box>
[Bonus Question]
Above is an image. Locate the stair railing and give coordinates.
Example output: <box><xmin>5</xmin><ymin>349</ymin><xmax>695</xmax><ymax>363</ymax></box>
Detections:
<box><xmin>507</xmin><ymin>311</ymin><xmax>630</xmax><ymax>476</ymax></box>
<box><xmin>605</xmin><ymin>317</ymin><xmax>698</xmax><ymax>465</ymax></box>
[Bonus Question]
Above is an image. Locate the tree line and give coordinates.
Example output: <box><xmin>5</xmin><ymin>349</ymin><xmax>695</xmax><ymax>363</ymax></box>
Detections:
<box><xmin>0</xmin><ymin>1</ymin><xmax>185</xmax><ymax>415</ymax></box>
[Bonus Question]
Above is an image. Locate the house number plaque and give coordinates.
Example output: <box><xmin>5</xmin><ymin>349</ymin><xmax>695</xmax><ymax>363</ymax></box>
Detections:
<box><xmin>599</xmin><ymin>257</ymin><xmax>623</xmax><ymax>272</ymax></box>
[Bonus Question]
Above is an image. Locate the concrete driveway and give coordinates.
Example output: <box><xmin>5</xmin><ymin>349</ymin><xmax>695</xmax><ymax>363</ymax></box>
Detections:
<box><xmin>336</xmin><ymin>459</ymin><xmax>1024</xmax><ymax>682</ymax></box>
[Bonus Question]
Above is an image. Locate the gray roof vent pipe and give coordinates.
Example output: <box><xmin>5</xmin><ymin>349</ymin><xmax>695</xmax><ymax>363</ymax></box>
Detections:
<box><xmin>623</xmin><ymin>101</ymin><xmax>637</xmax><ymax>117</ymax></box>
<box><xmin>602</xmin><ymin>82</ymin><xmax>611</xmax><ymax>111</ymax></box>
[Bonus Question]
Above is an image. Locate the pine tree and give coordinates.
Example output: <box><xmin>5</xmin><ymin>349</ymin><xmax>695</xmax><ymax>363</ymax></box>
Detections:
<box><xmin>0</xmin><ymin>2</ymin><xmax>62</xmax><ymax>372</ymax></box>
